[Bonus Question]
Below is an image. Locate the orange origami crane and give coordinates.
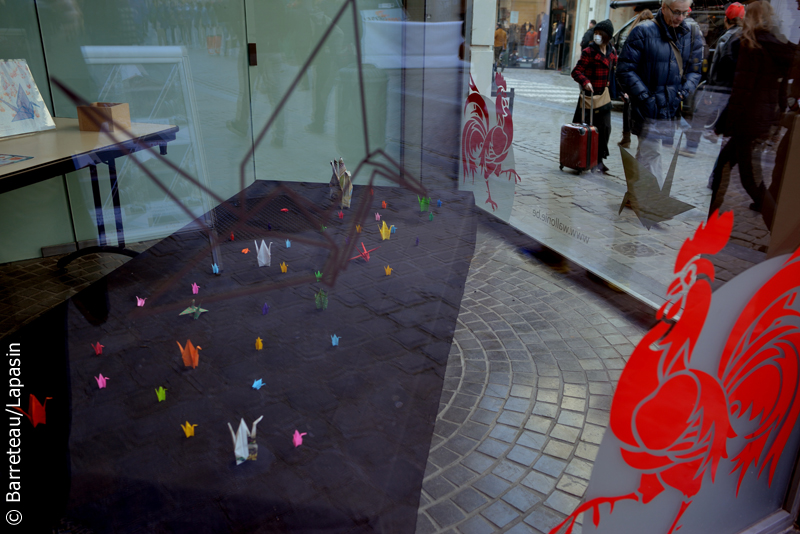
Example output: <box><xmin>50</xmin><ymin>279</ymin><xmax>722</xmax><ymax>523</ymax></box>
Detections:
<box><xmin>14</xmin><ymin>394</ymin><xmax>52</xmax><ymax>427</ymax></box>
<box><xmin>177</xmin><ymin>340</ymin><xmax>202</xmax><ymax>368</ymax></box>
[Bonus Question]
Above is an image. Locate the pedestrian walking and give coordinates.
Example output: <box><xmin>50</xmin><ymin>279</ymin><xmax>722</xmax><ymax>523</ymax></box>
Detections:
<box><xmin>616</xmin><ymin>0</ymin><xmax>704</xmax><ymax>183</ymax></box>
<box><xmin>571</xmin><ymin>19</ymin><xmax>617</xmax><ymax>174</ymax></box>
<box><xmin>580</xmin><ymin>19</ymin><xmax>597</xmax><ymax>49</ymax></box>
<box><xmin>708</xmin><ymin>1</ymin><xmax>796</xmax><ymax>215</ymax></box>
<box><xmin>494</xmin><ymin>24</ymin><xmax>507</xmax><ymax>67</ymax></box>
<box><xmin>617</xmin><ymin>9</ymin><xmax>654</xmax><ymax>148</ymax></box>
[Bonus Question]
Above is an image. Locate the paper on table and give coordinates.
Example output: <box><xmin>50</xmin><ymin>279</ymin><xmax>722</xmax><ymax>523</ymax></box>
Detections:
<box><xmin>255</xmin><ymin>240</ymin><xmax>272</xmax><ymax>267</ymax></box>
<box><xmin>177</xmin><ymin>340</ymin><xmax>201</xmax><ymax>368</ymax></box>
<box><xmin>228</xmin><ymin>416</ymin><xmax>264</xmax><ymax>465</ymax></box>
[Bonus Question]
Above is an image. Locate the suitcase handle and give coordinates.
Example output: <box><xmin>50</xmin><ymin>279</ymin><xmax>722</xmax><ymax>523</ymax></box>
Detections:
<box><xmin>581</xmin><ymin>89</ymin><xmax>595</xmax><ymax>170</ymax></box>
<box><xmin>580</xmin><ymin>89</ymin><xmax>594</xmax><ymax>127</ymax></box>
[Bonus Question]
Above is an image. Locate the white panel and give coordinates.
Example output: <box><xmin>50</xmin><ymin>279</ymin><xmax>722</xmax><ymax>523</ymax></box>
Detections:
<box><xmin>471</xmin><ymin>0</ymin><xmax>497</xmax><ymax>46</ymax></box>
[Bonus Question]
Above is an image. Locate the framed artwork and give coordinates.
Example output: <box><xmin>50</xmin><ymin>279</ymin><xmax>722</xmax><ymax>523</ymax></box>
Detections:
<box><xmin>0</xmin><ymin>59</ymin><xmax>55</xmax><ymax>138</ymax></box>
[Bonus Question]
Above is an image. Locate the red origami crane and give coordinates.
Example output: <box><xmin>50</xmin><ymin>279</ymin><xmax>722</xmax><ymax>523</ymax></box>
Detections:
<box><xmin>91</xmin><ymin>342</ymin><xmax>104</xmax><ymax>355</ymax></box>
<box><xmin>350</xmin><ymin>242</ymin><xmax>379</xmax><ymax>263</ymax></box>
<box><xmin>14</xmin><ymin>394</ymin><xmax>52</xmax><ymax>427</ymax></box>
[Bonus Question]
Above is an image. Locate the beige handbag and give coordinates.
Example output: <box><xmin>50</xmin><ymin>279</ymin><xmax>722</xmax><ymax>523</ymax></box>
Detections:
<box><xmin>581</xmin><ymin>87</ymin><xmax>611</xmax><ymax>109</ymax></box>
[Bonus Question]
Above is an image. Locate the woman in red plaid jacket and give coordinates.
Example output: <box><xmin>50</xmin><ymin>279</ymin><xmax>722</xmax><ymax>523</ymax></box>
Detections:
<box><xmin>571</xmin><ymin>19</ymin><xmax>617</xmax><ymax>174</ymax></box>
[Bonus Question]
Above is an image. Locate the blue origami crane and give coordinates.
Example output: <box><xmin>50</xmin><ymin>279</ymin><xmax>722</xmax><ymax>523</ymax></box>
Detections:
<box><xmin>212</xmin><ymin>263</ymin><xmax>219</xmax><ymax>274</ymax></box>
<box><xmin>252</xmin><ymin>379</ymin><xmax>265</xmax><ymax>390</ymax></box>
<box><xmin>262</xmin><ymin>303</ymin><xmax>269</xmax><ymax>315</ymax></box>
<box><xmin>437</xmin><ymin>199</ymin><xmax>442</xmax><ymax>207</ymax></box>
<box><xmin>331</xmin><ymin>334</ymin><xmax>340</xmax><ymax>346</ymax></box>
<box><xmin>285</xmin><ymin>239</ymin><xmax>291</xmax><ymax>248</ymax></box>
<box><xmin>0</xmin><ymin>84</ymin><xmax>36</xmax><ymax>122</ymax></box>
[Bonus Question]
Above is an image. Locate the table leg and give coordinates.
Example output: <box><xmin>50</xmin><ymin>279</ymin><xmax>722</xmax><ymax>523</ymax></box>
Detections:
<box><xmin>108</xmin><ymin>158</ymin><xmax>126</xmax><ymax>248</ymax></box>
<box><xmin>89</xmin><ymin>164</ymin><xmax>107</xmax><ymax>247</ymax></box>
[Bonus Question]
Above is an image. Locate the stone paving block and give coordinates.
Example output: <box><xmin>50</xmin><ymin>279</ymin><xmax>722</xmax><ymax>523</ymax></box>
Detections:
<box><xmin>510</xmin><ymin>384</ymin><xmax>534</xmax><ymax>398</ymax></box>
<box><xmin>532</xmin><ymin>402</ymin><xmax>558</xmax><ymax>417</ymax></box>
<box><xmin>490</xmin><ymin>424</ymin><xmax>518</xmax><ymax>443</ymax></box>
<box><xmin>517</xmin><ymin>431</ymin><xmax>547</xmax><ymax>451</ymax></box>
<box><xmin>427</xmin><ymin>501</ymin><xmax>466</xmax><ymax>529</ymax></box>
<box><xmin>581</xmin><ymin>423</ymin><xmax>606</xmax><ymax>445</ymax></box>
<box><xmin>489</xmin><ymin>372</ymin><xmax>511</xmax><ymax>385</ymax></box>
<box><xmin>524</xmin><ymin>415</ymin><xmax>552</xmax><ymax>434</ymax></box>
<box><xmin>502</xmin><ymin>485</ymin><xmax>542</xmax><ymax>512</ymax></box>
<box><xmin>505</xmin><ymin>521</ymin><xmax>538</xmax><ymax>534</ymax></box>
<box><xmin>473</xmin><ymin>474</ymin><xmax>512</xmax><ymax>499</ymax></box>
<box><xmin>604</xmin><ymin>358</ymin><xmax>626</xmax><ymax>370</ymax></box>
<box><xmin>504</xmin><ymin>397</ymin><xmax>532</xmax><ymax>414</ymax></box>
<box><xmin>452</xmin><ymin>488</ymin><xmax>488</xmax><ymax>513</ymax></box>
<box><xmin>435</xmin><ymin>419</ymin><xmax>460</xmax><ymax>438</ymax></box>
<box><xmin>458</xmin><ymin>515</ymin><xmax>495</xmax><ymax>534</ymax></box>
<box><xmin>565</xmin><ymin>457</ymin><xmax>594</xmax><ymax>480</ymax></box>
<box><xmin>586</xmin><ymin>409</ymin><xmax>610</xmax><ymax>426</ymax></box>
<box><xmin>479</xmin><ymin>396</ymin><xmax>504</xmax><ymax>412</ymax></box>
<box><xmin>521</xmin><ymin>470</ymin><xmax>556</xmax><ymax>494</ymax></box>
<box><xmin>533</xmin><ymin>455</ymin><xmax>567</xmax><ymax>478</ymax></box>
<box><xmin>445</xmin><ymin>434</ymin><xmax>479</xmax><ymax>456</ymax></box>
<box><xmin>562</xmin><ymin>371</ymin><xmax>588</xmax><ymax>384</ymax></box>
<box><xmin>561</xmin><ymin>397</ymin><xmax>586</xmax><ymax>412</ymax></box>
<box><xmin>462</xmin><ymin>452</ymin><xmax>495</xmax><ymax>474</ymax></box>
<box><xmin>424</xmin><ymin>476</ymin><xmax>457</xmax><ymax>500</ymax></box>
<box><xmin>478</xmin><ymin>438</ymin><xmax>510</xmax><ymax>459</ymax></box>
<box><xmin>493</xmin><ymin>460</ymin><xmax>527</xmax><ymax>483</ymax></box>
<box><xmin>563</xmin><ymin>384</ymin><xmax>587</xmax><ymax>398</ymax></box>
<box><xmin>545</xmin><ymin>491</ymin><xmax>581</xmax><ymax>515</ymax></box>
<box><xmin>524</xmin><ymin>507</ymin><xmax>564</xmax><ymax>534</ymax></box>
<box><xmin>537</xmin><ymin>377</ymin><xmax>560</xmax><ymax>389</ymax></box>
<box><xmin>579</xmin><ymin>359</ymin><xmax>604</xmax><ymax>370</ymax></box>
<box><xmin>460</xmin><ymin>421</ymin><xmax>491</xmax><ymax>440</ymax></box>
<box><xmin>443</xmin><ymin>464</ymin><xmax>478</xmax><ymax>486</ymax></box>
<box><xmin>585</xmin><ymin>370</ymin><xmax>609</xmax><ymax>381</ymax></box>
<box><xmin>486</xmin><ymin>383</ymin><xmax>510</xmax><ymax>398</ymax></box>
<box><xmin>430</xmin><ymin>446</ymin><xmax>462</xmax><ymax>468</ymax></box>
<box><xmin>498</xmin><ymin>410</ymin><xmax>527</xmax><ymax>427</ymax></box>
<box><xmin>543</xmin><ymin>439</ymin><xmax>574</xmax><ymax>460</ymax></box>
<box><xmin>443</xmin><ymin>406</ymin><xmax>471</xmax><ymax>424</ymax></box>
<box><xmin>481</xmin><ymin>500</ymin><xmax>520</xmax><ymax>528</ymax></box>
<box><xmin>556</xmin><ymin>474</ymin><xmax>589</xmax><ymax>497</ymax></box>
<box><xmin>550</xmin><ymin>424</ymin><xmax>581</xmax><ymax>443</ymax></box>
<box><xmin>589</xmin><ymin>395</ymin><xmax>612</xmax><ymax>410</ymax></box>
<box><xmin>416</xmin><ymin>513</ymin><xmax>437</xmax><ymax>534</ymax></box>
<box><xmin>575</xmin><ymin>442</ymin><xmax>600</xmax><ymax>462</ymax></box>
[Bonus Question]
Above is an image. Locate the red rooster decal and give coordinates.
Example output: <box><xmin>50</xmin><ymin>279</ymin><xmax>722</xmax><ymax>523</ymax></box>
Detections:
<box><xmin>462</xmin><ymin>72</ymin><xmax>521</xmax><ymax>211</ymax></box>
<box><xmin>551</xmin><ymin>210</ymin><xmax>800</xmax><ymax>534</ymax></box>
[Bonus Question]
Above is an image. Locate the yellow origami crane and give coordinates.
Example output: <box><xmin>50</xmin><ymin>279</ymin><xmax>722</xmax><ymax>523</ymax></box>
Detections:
<box><xmin>356</xmin><ymin>225</ymin><xmax>362</xmax><ymax>233</ymax></box>
<box><xmin>280</xmin><ymin>262</ymin><xmax>288</xmax><ymax>273</ymax></box>
<box><xmin>384</xmin><ymin>265</ymin><xmax>393</xmax><ymax>276</ymax></box>
<box><xmin>181</xmin><ymin>421</ymin><xmax>197</xmax><ymax>438</ymax></box>
<box><xmin>378</xmin><ymin>221</ymin><xmax>396</xmax><ymax>241</ymax></box>
<box><xmin>255</xmin><ymin>337</ymin><xmax>263</xmax><ymax>350</ymax></box>
<box><xmin>177</xmin><ymin>340</ymin><xmax>202</xmax><ymax>368</ymax></box>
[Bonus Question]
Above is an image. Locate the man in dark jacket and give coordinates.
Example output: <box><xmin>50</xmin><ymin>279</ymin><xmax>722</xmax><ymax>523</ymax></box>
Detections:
<box><xmin>617</xmin><ymin>0</ymin><xmax>704</xmax><ymax>183</ymax></box>
<box><xmin>580</xmin><ymin>20</ymin><xmax>597</xmax><ymax>49</ymax></box>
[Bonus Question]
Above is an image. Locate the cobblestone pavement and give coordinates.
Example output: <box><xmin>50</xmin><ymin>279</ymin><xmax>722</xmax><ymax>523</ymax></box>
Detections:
<box><xmin>502</xmin><ymin>68</ymin><xmax>775</xmax><ymax>307</ymax></box>
<box><xmin>417</xmin><ymin>214</ymin><xmax>654</xmax><ymax>534</ymax></box>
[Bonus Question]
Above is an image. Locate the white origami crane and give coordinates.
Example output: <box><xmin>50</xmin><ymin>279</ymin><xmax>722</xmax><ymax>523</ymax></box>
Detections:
<box><xmin>227</xmin><ymin>415</ymin><xmax>264</xmax><ymax>465</ymax></box>
<box><xmin>254</xmin><ymin>240</ymin><xmax>273</xmax><ymax>267</ymax></box>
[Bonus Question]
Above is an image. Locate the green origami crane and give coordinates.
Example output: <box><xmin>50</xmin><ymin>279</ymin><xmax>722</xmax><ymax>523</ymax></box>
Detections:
<box><xmin>180</xmin><ymin>299</ymin><xmax>208</xmax><ymax>319</ymax></box>
<box><xmin>155</xmin><ymin>386</ymin><xmax>167</xmax><ymax>402</ymax></box>
<box><xmin>315</xmin><ymin>289</ymin><xmax>328</xmax><ymax>310</ymax></box>
<box><xmin>315</xmin><ymin>270</ymin><xmax>323</xmax><ymax>282</ymax></box>
<box><xmin>418</xmin><ymin>195</ymin><xmax>431</xmax><ymax>212</ymax></box>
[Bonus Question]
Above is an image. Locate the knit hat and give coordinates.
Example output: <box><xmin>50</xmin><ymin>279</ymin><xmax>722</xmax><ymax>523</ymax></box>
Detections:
<box><xmin>725</xmin><ymin>3</ymin><xmax>745</xmax><ymax>19</ymax></box>
<box><xmin>594</xmin><ymin>19</ymin><xmax>614</xmax><ymax>40</ymax></box>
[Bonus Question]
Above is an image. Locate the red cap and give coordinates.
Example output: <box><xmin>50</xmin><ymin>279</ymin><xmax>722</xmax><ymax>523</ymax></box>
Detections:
<box><xmin>726</xmin><ymin>3</ymin><xmax>745</xmax><ymax>19</ymax></box>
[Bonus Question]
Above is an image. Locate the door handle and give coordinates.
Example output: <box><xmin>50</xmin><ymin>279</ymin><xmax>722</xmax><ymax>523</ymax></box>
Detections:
<box><xmin>248</xmin><ymin>43</ymin><xmax>257</xmax><ymax>66</ymax></box>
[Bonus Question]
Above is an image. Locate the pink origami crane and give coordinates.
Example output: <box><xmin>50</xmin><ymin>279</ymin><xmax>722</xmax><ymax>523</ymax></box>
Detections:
<box><xmin>192</xmin><ymin>282</ymin><xmax>200</xmax><ymax>295</ymax></box>
<box><xmin>293</xmin><ymin>430</ymin><xmax>307</xmax><ymax>448</ymax></box>
<box><xmin>95</xmin><ymin>374</ymin><xmax>109</xmax><ymax>388</ymax></box>
<box><xmin>136</xmin><ymin>296</ymin><xmax>146</xmax><ymax>307</ymax></box>
<box><xmin>91</xmin><ymin>342</ymin><xmax>104</xmax><ymax>355</ymax></box>
<box><xmin>375</xmin><ymin>212</ymin><xmax>381</xmax><ymax>221</ymax></box>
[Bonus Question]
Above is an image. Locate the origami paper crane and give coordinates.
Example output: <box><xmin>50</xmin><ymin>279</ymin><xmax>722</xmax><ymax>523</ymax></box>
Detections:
<box><xmin>91</xmin><ymin>342</ymin><xmax>104</xmax><ymax>355</ymax></box>
<box><xmin>262</xmin><ymin>303</ymin><xmax>269</xmax><ymax>315</ymax></box>
<box><xmin>418</xmin><ymin>196</ymin><xmax>430</xmax><ymax>211</ymax></box>
<box><xmin>255</xmin><ymin>240</ymin><xmax>273</xmax><ymax>267</ymax></box>
<box><xmin>136</xmin><ymin>296</ymin><xmax>146</xmax><ymax>307</ymax></box>
<box><xmin>429</xmin><ymin>212</ymin><xmax>434</xmax><ymax>221</ymax></box>
<box><xmin>252</xmin><ymin>379</ymin><xmax>264</xmax><ymax>390</ymax></box>
<box><xmin>350</xmin><ymin>242</ymin><xmax>379</xmax><ymax>262</ymax></box>
<box><xmin>280</xmin><ymin>262</ymin><xmax>288</xmax><ymax>273</ymax></box>
<box><xmin>391</xmin><ymin>226</ymin><xmax>397</xmax><ymax>234</ymax></box>
<box><xmin>177</xmin><ymin>340</ymin><xmax>202</xmax><ymax>368</ymax></box>
<box><xmin>315</xmin><ymin>270</ymin><xmax>323</xmax><ymax>282</ymax></box>
<box><xmin>437</xmin><ymin>199</ymin><xmax>442</xmax><ymax>207</ymax></box>
<box><xmin>618</xmin><ymin>143</ymin><xmax>694</xmax><ymax>230</ymax></box>
<box><xmin>338</xmin><ymin>211</ymin><xmax>344</xmax><ymax>219</ymax></box>
<box><xmin>280</xmin><ymin>208</ymin><xmax>289</xmax><ymax>212</ymax></box>
<box><xmin>381</xmin><ymin>201</ymin><xmax>387</xmax><ymax>209</ymax></box>
<box><xmin>321</xmin><ymin>224</ymin><xmax>327</xmax><ymax>232</ymax></box>
<box><xmin>315</xmin><ymin>289</ymin><xmax>328</xmax><ymax>310</ymax></box>
<box><xmin>331</xmin><ymin>334</ymin><xmax>340</xmax><ymax>346</ymax></box>
<box><xmin>293</xmin><ymin>430</ymin><xmax>307</xmax><ymax>448</ymax></box>
<box><xmin>356</xmin><ymin>225</ymin><xmax>362</xmax><ymax>233</ymax></box>
<box><xmin>155</xmin><ymin>386</ymin><xmax>167</xmax><ymax>402</ymax></box>
<box><xmin>268</xmin><ymin>223</ymin><xmax>272</xmax><ymax>230</ymax></box>
<box><xmin>212</xmin><ymin>263</ymin><xmax>219</xmax><ymax>274</ymax></box>
<box><xmin>230</xmin><ymin>232</ymin><xmax>235</xmax><ymax>241</ymax></box>
<box><xmin>179</xmin><ymin>299</ymin><xmax>208</xmax><ymax>319</ymax></box>
<box><xmin>13</xmin><ymin>394</ymin><xmax>52</xmax><ymax>427</ymax></box>
<box><xmin>192</xmin><ymin>282</ymin><xmax>200</xmax><ymax>295</ymax></box>
<box><xmin>181</xmin><ymin>421</ymin><xmax>197</xmax><ymax>438</ymax></box>
<box><xmin>416</xmin><ymin>237</ymin><xmax>419</xmax><ymax>246</ymax></box>
<box><xmin>95</xmin><ymin>374</ymin><xmax>109</xmax><ymax>388</ymax></box>
<box><xmin>378</xmin><ymin>221</ymin><xmax>396</xmax><ymax>241</ymax></box>
<box><xmin>255</xmin><ymin>337</ymin><xmax>263</xmax><ymax>350</ymax></box>
<box><xmin>384</xmin><ymin>265</ymin><xmax>393</xmax><ymax>276</ymax></box>
<box><xmin>331</xmin><ymin>157</ymin><xmax>353</xmax><ymax>208</ymax></box>
<box><xmin>375</xmin><ymin>212</ymin><xmax>381</xmax><ymax>221</ymax></box>
<box><xmin>285</xmin><ymin>239</ymin><xmax>291</xmax><ymax>248</ymax></box>
<box><xmin>241</xmin><ymin>248</ymin><xmax>250</xmax><ymax>254</ymax></box>
<box><xmin>228</xmin><ymin>416</ymin><xmax>264</xmax><ymax>464</ymax></box>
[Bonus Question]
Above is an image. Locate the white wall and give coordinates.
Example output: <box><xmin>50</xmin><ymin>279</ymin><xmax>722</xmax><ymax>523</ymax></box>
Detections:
<box><xmin>470</xmin><ymin>0</ymin><xmax>498</xmax><ymax>96</ymax></box>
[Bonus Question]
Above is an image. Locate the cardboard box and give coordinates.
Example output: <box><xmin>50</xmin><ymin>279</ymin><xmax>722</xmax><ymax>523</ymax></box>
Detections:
<box><xmin>77</xmin><ymin>102</ymin><xmax>131</xmax><ymax>132</ymax></box>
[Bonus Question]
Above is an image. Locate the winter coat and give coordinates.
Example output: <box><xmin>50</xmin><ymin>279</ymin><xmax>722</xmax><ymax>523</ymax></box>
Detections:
<box><xmin>580</xmin><ymin>28</ymin><xmax>595</xmax><ymax>49</ymax></box>
<box><xmin>707</xmin><ymin>26</ymin><xmax>741</xmax><ymax>88</ymax></box>
<box><xmin>572</xmin><ymin>42</ymin><xmax>618</xmax><ymax>92</ymax></box>
<box><xmin>716</xmin><ymin>30</ymin><xmax>796</xmax><ymax>139</ymax></box>
<box><xmin>617</xmin><ymin>10</ymin><xmax>704</xmax><ymax>138</ymax></box>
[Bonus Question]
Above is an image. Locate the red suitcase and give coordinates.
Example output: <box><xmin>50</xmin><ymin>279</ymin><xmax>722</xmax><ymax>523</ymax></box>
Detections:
<box><xmin>559</xmin><ymin>94</ymin><xmax>598</xmax><ymax>172</ymax></box>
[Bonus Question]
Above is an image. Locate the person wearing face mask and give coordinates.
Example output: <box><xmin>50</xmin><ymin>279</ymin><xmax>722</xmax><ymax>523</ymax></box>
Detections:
<box><xmin>616</xmin><ymin>0</ymin><xmax>704</xmax><ymax>183</ymax></box>
<box><xmin>571</xmin><ymin>20</ymin><xmax>617</xmax><ymax>173</ymax></box>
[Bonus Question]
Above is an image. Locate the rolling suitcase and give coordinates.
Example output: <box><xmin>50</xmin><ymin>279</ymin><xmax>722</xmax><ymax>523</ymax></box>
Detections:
<box><xmin>559</xmin><ymin>92</ymin><xmax>599</xmax><ymax>172</ymax></box>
